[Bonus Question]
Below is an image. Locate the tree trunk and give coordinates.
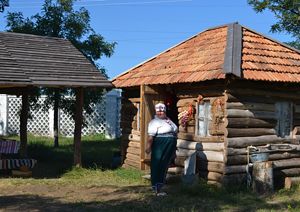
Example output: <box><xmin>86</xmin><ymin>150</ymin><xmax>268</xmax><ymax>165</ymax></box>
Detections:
<box><xmin>73</xmin><ymin>88</ymin><xmax>84</xmax><ymax>167</ymax></box>
<box><xmin>252</xmin><ymin>161</ymin><xmax>274</xmax><ymax>194</ymax></box>
<box><xmin>53</xmin><ymin>91</ymin><xmax>59</xmax><ymax>148</ymax></box>
<box><xmin>20</xmin><ymin>93</ymin><xmax>29</xmax><ymax>158</ymax></box>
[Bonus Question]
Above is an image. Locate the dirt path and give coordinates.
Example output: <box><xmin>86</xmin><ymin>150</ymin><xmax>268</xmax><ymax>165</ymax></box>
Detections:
<box><xmin>0</xmin><ymin>183</ymin><xmax>148</xmax><ymax>211</ymax></box>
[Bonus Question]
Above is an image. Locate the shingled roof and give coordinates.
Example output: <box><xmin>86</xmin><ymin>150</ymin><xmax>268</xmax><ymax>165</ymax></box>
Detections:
<box><xmin>112</xmin><ymin>23</ymin><xmax>300</xmax><ymax>88</ymax></box>
<box><xmin>0</xmin><ymin>32</ymin><xmax>112</xmax><ymax>88</ymax></box>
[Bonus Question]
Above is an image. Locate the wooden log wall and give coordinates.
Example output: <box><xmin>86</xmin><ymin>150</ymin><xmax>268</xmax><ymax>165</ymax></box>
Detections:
<box><xmin>223</xmin><ymin>89</ymin><xmax>300</xmax><ymax>186</ymax></box>
<box><xmin>121</xmin><ymin>95</ymin><xmax>141</xmax><ymax>169</ymax></box>
<box><xmin>174</xmin><ymin>88</ymin><xmax>227</xmax><ymax>185</ymax></box>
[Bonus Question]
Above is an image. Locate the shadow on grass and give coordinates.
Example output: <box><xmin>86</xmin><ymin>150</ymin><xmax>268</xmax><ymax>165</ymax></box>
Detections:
<box><xmin>0</xmin><ymin>184</ymin><xmax>298</xmax><ymax>212</ymax></box>
<box><xmin>27</xmin><ymin>137</ymin><xmax>121</xmax><ymax>179</ymax></box>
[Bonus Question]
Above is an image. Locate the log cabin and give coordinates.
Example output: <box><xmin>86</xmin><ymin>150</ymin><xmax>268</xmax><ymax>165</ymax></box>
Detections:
<box><xmin>112</xmin><ymin>22</ymin><xmax>300</xmax><ymax>187</ymax></box>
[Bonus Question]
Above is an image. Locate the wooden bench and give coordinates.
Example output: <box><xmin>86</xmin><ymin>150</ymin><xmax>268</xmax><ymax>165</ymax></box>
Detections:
<box><xmin>0</xmin><ymin>139</ymin><xmax>37</xmax><ymax>177</ymax></box>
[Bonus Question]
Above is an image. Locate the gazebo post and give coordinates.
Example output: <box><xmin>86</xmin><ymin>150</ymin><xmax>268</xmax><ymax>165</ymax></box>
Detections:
<box><xmin>73</xmin><ymin>87</ymin><xmax>84</xmax><ymax>167</ymax></box>
<box><xmin>20</xmin><ymin>92</ymin><xmax>29</xmax><ymax>158</ymax></box>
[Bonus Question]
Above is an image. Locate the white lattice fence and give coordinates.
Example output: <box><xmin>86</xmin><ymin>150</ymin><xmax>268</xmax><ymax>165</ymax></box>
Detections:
<box><xmin>8</xmin><ymin>96</ymin><xmax>51</xmax><ymax>136</ymax></box>
<box><xmin>3</xmin><ymin>90</ymin><xmax>121</xmax><ymax>137</ymax></box>
<box><xmin>60</xmin><ymin>101</ymin><xmax>106</xmax><ymax>136</ymax></box>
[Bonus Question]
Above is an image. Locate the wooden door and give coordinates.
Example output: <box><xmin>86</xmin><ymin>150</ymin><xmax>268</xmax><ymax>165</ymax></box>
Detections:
<box><xmin>140</xmin><ymin>84</ymin><xmax>166</xmax><ymax>170</ymax></box>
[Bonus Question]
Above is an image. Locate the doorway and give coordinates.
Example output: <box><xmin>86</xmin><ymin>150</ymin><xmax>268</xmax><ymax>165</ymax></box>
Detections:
<box><xmin>165</xmin><ymin>93</ymin><xmax>178</xmax><ymax>127</ymax></box>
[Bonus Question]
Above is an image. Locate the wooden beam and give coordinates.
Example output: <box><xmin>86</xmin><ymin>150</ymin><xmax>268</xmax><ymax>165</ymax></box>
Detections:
<box><xmin>73</xmin><ymin>87</ymin><xmax>84</xmax><ymax>167</ymax></box>
<box><xmin>140</xmin><ymin>85</ymin><xmax>146</xmax><ymax>170</ymax></box>
<box><xmin>19</xmin><ymin>93</ymin><xmax>29</xmax><ymax>158</ymax></box>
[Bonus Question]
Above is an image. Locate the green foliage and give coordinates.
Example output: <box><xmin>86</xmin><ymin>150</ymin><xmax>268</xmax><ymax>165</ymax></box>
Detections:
<box><xmin>248</xmin><ymin>0</ymin><xmax>300</xmax><ymax>49</ymax></box>
<box><xmin>5</xmin><ymin>0</ymin><xmax>116</xmax><ymax>120</ymax></box>
<box><xmin>0</xmin><ymin>0</ymin><xmax>9</xmax><ymax>12</ymax></box>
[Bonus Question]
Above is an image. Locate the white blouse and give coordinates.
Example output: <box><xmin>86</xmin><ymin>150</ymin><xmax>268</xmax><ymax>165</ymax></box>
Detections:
<box><xmin>148</xmin><ymin>116</ymin><xmax>178</xmax><ymax>137</ymax></box>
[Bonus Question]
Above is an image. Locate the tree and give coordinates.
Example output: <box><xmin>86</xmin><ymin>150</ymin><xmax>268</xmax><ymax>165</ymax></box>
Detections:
<box><xmin>248</xmin><ymin>0</ymin><xmax>300</xmax><ymax>49</ymax></box>
<box><xmin>0</xmin><ymin>0</ymin><xmax>9</xmax><ymax>12</ymax></box>
<box><xmin>6</xmin><ymin>0</ymin><xmax>116</xmax><ymax>147</ymax></box>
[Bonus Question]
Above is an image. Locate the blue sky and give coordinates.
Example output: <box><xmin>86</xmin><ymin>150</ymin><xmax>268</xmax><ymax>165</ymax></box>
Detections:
<box><xmin>0</xmin><ymin>0</ymin><xmax>294</xmax><ymax>79</ymax></box>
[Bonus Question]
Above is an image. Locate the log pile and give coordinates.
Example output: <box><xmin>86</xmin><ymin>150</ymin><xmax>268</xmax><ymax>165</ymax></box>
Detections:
<box><xmin>121</xmin><ymin>99</ymin><xmax>141</xmax><ymax>169</ymax></box>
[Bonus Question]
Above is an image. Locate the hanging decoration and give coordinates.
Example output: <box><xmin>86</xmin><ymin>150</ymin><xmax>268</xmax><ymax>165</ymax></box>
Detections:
<box><xmin>178</xmin><ymin>103</ymin><xmax>195</xmax><ymax>128</ymax></box>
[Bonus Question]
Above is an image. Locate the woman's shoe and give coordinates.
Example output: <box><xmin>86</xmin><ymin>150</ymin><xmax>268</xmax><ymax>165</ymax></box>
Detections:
<box><xmin>156</xmin><ymin>192</ymin><xmax>167</xmax><ymax>197</ymax></box>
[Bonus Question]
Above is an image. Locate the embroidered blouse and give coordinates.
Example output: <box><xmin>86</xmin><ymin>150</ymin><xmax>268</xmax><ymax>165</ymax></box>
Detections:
<box><xmin>148</xmin><ymin>115</ymin><xmax>178</xmax><ymax>137</ymax></box>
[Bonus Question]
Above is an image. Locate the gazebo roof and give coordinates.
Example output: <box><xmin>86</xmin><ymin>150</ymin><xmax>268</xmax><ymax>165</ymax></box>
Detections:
<box><xmin>0</xmin><ymin>32</ymin><xmax>112</xmax><ymax>88</ymax></box>
<box><xmin>112</xmin><ymin>22</ymin><xmax>300</xmax><ymax>87</ymax></box>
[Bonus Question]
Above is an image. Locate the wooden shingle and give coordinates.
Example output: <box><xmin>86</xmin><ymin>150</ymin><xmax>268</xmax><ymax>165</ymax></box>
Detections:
<box><xmin>0</xmin><ymin>32</ymin><xmax>112</xmax><ymax>88</ymax></box>
<box><xmin>113</xmin><ymin>23</ymin><xmax>300</xmax><ymax>87</ymax></box>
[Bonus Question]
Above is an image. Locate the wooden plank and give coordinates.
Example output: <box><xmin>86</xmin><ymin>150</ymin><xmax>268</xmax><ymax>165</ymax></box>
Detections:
<box><xmin>226</xmin><ymin>118</ymin><xmax>276</xmax><ymax>128</ymax></box>
<box><xmin>281</xmin><ymin>168</ymin><xmax>300</xmax><ymax>177</ymax></box>
<box><xmin>197</xmin><ymin>151</ymin><xmax>224</xmax><ymax>162</ymax></box>
<box><xmin>177</xmin><ymin>132</ymin><xmax>224</xmax><ymax>142</ymax></box>
<box><xmin>227</xmin><ymin>89</ymin><xmax>300</xmax><ymax>100</ymax></box>
<box><xmin>128</xmin><ymin>141</ymin><xmax>140</xmax><ymax>148</ymax></box>
<box><xmin>227</xmin><ymin>135</ymin><xmax>291</xmax><ymax>148</ymax></box>
<box><xmin>226</xmin><ymin>102</ymin><xmax>275</xmax><ymax>111</ymax></box>
<box><xmin>285</xmin><ymin>177</ymin><xmax>300</xmax><ymax>189</ymax></box>
<box><xmin>177</xmin><ymin>139</ymin><xmax>224</xmax><ymax>151</ymax></box>
<box><xmin>199</xmin><ymin>171</ymin><xmax>223</xmax><ymax>182</ymax></box>
<box><xmin>140</xmin><ymin>85</ymin><xmax>146</xmax><ymax>170</ymax></box>
<box><xmin>227</xmin><ymin>128</ymin><xmax>276</xmax><ymax>137</ymax></box>
<box><xmin>273</xmin><ymin>158</ymin><xmax>300</xmax><ymax>169</ymax></box>
<box><xmin>73</xmin><ymin>88</ymin><xmax>84</xmax><ymax>167</ymax></box>
<box><xmin>129</xmin><ymin>134</ymin><xmax>140</xmax><ymax>142</ymax></box>
<box><xmin>19</xmin><ymin>93</ymin><xmax>29</xmax><ymax>158</ymax></box>
<box><xmin>226</xmin><ymin>109</ymin><xmax>276</xmax><ymax>119</ymax></box>
<box><xmin>198</xmin><ymin>161</ymin><xmax>225</xmax><ymax>173</ymax></box>
<box><xmin>127</xmin><ymin>146</ymin><xmax>140</xmax><ymax>155</ymax></box>
<box><xmin>126</xmin><ymin>153</ymin><xmax>140</xmax><ymax>161</ymax></box>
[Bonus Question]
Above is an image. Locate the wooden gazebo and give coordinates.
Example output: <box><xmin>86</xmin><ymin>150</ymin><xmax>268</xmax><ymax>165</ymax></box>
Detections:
<box><xmin>0</xmin><ymin>31</ymin><xmax>112</xmax><ymax>165</ymax></box>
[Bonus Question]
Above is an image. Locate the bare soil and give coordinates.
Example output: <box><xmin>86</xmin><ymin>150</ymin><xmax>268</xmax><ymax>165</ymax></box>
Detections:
<box><xmin>0</xmin><ymin>183</ymin><xmax>149</xmax><ymax>211</ymax></box>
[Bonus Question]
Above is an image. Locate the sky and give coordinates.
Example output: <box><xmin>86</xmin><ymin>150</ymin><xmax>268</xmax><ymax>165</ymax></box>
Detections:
<box><xmin>0</xmin><ymin>0</ymin><xmax>295</xmax><ymax>79</ymax></box>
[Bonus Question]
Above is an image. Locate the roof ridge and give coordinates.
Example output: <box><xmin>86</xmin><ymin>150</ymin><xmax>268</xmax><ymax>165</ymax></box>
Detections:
<box><xmin>223</xmin><ymin>22</ymin><xmax>242</xmax><ymax>77</ymax></box>
<box><xmin>0</xmin><ymin>31</ymin><xmax>67</xmax><ymax>41</ymax></box>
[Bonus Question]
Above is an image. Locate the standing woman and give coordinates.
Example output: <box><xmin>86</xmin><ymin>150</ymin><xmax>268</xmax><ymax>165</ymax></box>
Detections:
<box><xmin>145</xmin><ymin>103</ymin><xmax>178</xmax><ymax>196</ymax></box>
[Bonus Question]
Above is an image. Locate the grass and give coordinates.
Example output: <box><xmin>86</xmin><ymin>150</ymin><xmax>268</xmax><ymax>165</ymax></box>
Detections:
<box><xmin>1</xmin><ymin>135</ymin><xmax>300</xmax><ymax>211</ymax></box>
<box><xmin>7</xmin><ymin>134</ymin><xmax>121</xmax><ymax>178</ymax></box>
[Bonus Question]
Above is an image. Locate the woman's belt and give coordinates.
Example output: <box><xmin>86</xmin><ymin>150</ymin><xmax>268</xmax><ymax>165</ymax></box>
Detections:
<box><xmin>156</xmin><ymin>133</ymin><xmax>176</xmax><ymax>137</ymax></box>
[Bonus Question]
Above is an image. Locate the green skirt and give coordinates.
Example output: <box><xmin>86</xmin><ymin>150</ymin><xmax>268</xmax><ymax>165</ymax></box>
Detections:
<box><xmin>151</xmin><ymin>136</ymin><xmax>176</xmax><ymax>189</ymax></box>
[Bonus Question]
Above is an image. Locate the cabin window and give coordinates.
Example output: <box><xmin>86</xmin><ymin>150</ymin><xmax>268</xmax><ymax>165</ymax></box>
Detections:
<box><xmin>197</xmin><ymin>100</ymin><xmax>211</xmax><ymax>137</ymax></box>
<box><xmin>136</xmin><ymin>103</ymin><xmax>140</xmax><ymax>131</ymax></box>
<box><xmin>275</xmin><ymin>101</ymin><xmax>293</xmax><ymax>138</ymax></box>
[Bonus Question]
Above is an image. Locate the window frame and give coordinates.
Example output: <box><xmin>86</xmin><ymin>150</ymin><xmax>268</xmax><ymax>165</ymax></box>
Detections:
<box><xmin>195</xmin><ymin>100</ymin><xmax>211</xmax><ymax>137</ymax></box>
<box><xmin>275</xmin><ymin>101</ymin><xmax>293</xmax><ymax>138</ymax></box>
